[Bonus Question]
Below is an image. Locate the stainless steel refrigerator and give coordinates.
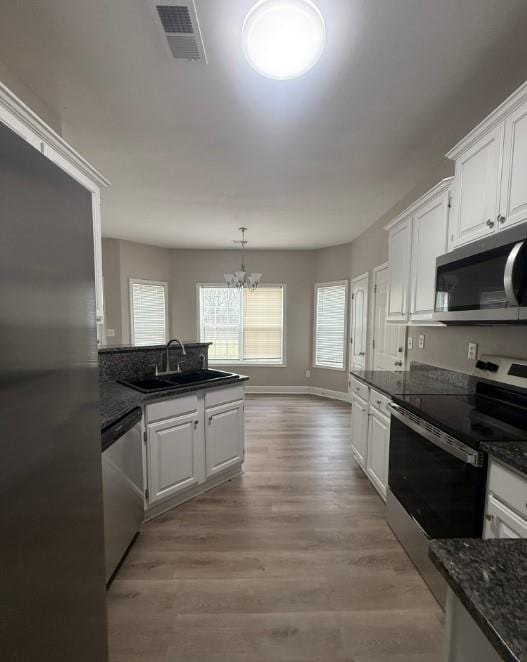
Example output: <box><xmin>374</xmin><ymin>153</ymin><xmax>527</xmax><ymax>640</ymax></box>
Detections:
<box><xmin>0</xmin><ymin>122</ymin><xmax>109</xmax><ymax>659</ymax></box>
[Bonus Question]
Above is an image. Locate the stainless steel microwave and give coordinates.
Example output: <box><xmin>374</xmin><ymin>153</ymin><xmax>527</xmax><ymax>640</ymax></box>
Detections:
<box><xmin>433</xmin><ymin>224</ymin><xmax>527</xmax><ymax>324</ymax></box>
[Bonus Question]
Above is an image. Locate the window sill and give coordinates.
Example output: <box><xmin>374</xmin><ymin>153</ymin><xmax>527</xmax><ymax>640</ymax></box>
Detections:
<box><xmin>211</xmin><ymin>361</ymin><xmax>286</xmax><ymax>368</ymax></box>
<box><xmin>312</xmin><ymin>364</ymin><xmax>346</xmax><ymax>372</ymax></box>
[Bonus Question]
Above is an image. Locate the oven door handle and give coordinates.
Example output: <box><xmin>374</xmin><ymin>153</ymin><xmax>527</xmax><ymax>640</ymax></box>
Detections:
<box><xmin>388</xmin><ymin>403</ymin><xmax>483</xmax><ymax>467</ymax></box>
<box><xmin>504</xmin><ymin>241</ymin><xmax>525</xmax><ymax>307</ymax></box>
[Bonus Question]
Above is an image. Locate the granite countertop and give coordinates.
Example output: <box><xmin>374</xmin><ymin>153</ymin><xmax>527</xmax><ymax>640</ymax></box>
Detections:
<box><xmin>482</xmin><ymin>441</ymin><xmax>527</xmax><ymax>478</ymax></box>
<box><xmin>430</xmin><ymin>538</ymin><xmax>527</xmax><ymax>662</ymax></box>
<box><xmin>99</xmin><ymin>342</ymin><xmax>211</xmax><ymax>354</ymax></box>
<box><xmin>350</xmin><ymin>365</ymin><xmax>471</xmax><ymax>397</ymax></box>
<box><xmin>100</xmin><ymin>374</ymin><xmax>249</xmax><ymax>430</ymax></box>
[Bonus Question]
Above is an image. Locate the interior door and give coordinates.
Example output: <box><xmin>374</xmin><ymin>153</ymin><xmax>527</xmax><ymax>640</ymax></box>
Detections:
<box><xmin>372</xmin><ymin>266</ymin><xmax>406</xmax><ymax>371</ymax></box>
<box><xmin>350</xmin><ymin>275</ymin><xmax>368</xmax><ymax>371</ymax></box>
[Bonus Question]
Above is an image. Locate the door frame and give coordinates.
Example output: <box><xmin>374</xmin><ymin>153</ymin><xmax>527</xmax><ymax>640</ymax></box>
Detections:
<box><xmin>349</xmin><ymin>272</ymin><xmax>369</xmax><ymax>373</ymax></box>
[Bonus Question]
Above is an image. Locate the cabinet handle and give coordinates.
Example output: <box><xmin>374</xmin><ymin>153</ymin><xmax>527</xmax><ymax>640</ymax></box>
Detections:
<box><xmin>376</xmin><ymin>400</ymin><xmax>382</xmax><ymax>406</ymax></box>
<box><xmin>208</xmin><ymin>415</ymin><xmax>213</xmax><ymax>424</ymax></box>
<box><xmin>194</xmin><ymin>420</ymin><xmax>199</xmax><ymax>429</ymax></box>
<box><xmin>486</xmin><ymin>219</ymin><xmax>495</xmax><ymax>228</ymax></box>
<box><xmin>394</xmin><ymin>360</ymin><xmax>403</xmax><ymax>367</ymax></box>
<box><xmin>485</xmin><ymin>513</ymin><xmax>494</xmax><ymax>522</ymax></box>
<box><xmin>497</xmin><ymin>214</ymin><xmax>506</xmax><ymax>224</ymax></box>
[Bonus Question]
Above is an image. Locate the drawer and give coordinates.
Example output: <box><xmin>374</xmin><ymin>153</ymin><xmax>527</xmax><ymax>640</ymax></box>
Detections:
<box><xmin>350</xmin><ymin>376</ymin><xmax>369</xmax><ymax>401</ymax></box>
<box><xmin>205</xmin><ymin>384</ymin><xmax>244</xmax><ymax>408</ymax></box>
<box><xmin>369</xmin><ymin>389</ymin><xmax>392</xmax><ymax>416</ymax></box>
<box><xmin>146</xmin><ymin>393</ymin><xmax>199</xmax><ymax>423</ymax></box>
<box><xmin>488</xmin><ymin>459</ymin><xmax>527</xmax><ymax>519</ymax></box>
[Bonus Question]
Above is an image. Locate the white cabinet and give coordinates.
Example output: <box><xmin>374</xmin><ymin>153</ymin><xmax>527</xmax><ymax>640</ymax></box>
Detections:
<box><xmin>449</xmin><ymin>125</ymin><xmax>503</xmax><ymax>248</ymax></box>
<box><xmin>0</xmin><ymin>82</ymin><xmax>108</xmax><ymax>327</ymax></box>
<box><xmin>366</xmin><ymin>407</ymin><xmax>390</xmax><ymax>500</ymax></box>
<box><xmin>205</xmin><ymin>400</ymin><xmax>244</xmax><ymax>478</ymax></box>
<box><xmin>385</xmin><ymin>178</ymin><xmax>452</xmax><ymax>326</ymax></box>
<box><xmin>409</xmin><ymin>181</ymin><xmax>451</xmax><ymax>323</ymax></box>
<box><xmin>446</xmin><ymin>82</ymin><xmax>527</xmax><ymax>249</ymax></box>
<box><xmin>146</xmin><ymin>411</ymin><xmax>205</xmax><ymax>505</ymax></box>
<box><xmin>484</xmin><ymin>494</ymin><xmax>527</xmax><ymax>539</ymax></box>
<box><xmin>386</xmin><ymin>215</ymin><xmax>412</xmax><ymax>323</ymax></box>
<box><xmin>500</xmin><ymin>99</ymin><xmax>527</xmax><ymax>230</ymax></box>
<box><xmin>484</xmin><ymin>458</ymin><xmax>527</xmax><ymax>540</ymax></box>
<box><xmin>350</xmin><ymin>392</ymin><xmax>369</xmax><ymax>469</ymax></box>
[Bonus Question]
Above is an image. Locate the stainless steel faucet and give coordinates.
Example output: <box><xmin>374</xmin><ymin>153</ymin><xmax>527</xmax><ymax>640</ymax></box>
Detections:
<box><xmin>165</xmin><ymin>338</ymin><xmax>186</xmax><ymax>373</ymax></box>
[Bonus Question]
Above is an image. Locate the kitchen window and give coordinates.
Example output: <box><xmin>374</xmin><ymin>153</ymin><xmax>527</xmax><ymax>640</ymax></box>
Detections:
<box><xmin>198</xmin><ymin>284</ymin><xmax>285</xmax><ymax>365</ymax></box>
<box><xmin>313</xmin><ymin>281</ymin><xmax>348</xmax><ymax>370</ymax></box>
<box><xmin>129</xmin><ymin>278</ymin><xmax>168</xmax><ymax>346</ymax></box>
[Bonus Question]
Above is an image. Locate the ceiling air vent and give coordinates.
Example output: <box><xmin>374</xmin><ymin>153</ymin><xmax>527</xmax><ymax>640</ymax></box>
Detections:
<box><xmin>151</xmin><ymin>1</ymin><xmax>207</xmax><ymax>62</ymax></box>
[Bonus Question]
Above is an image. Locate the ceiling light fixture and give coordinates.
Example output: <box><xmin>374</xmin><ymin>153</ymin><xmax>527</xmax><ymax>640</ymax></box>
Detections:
<box><xmin>242</xmin><ymin>0</ymin><xmax>326</xmax><ymax>80</ymax></box>
<box><xmin>224</xmin><ymin>227</ymin><xmax>262</xmax><ymax>290</ymax></box>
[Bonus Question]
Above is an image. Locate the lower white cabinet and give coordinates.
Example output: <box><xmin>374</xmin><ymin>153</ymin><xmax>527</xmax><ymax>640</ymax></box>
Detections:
<box><xmin>206</xmin><ymin>400</ymin><xmax>245</xmax><ymax>478</ymax></box>
<box><xmin>146</xmin><ymin>411</ymin><xmax>205</xmax><ymax>505</ymax></box>
<box><xmin>351</xmin><ymin>383</ymin><xmax>391</xmax><ymax>499</ymax></box>
<box><xmin>351</xmin><ymin>393</ymin><xmax>369</xmax><ymax>469</ymax></box>
<box><xmin>484</xmin><ymin>459</ymin><xmax>527</xmax><ymax>539</ymax></box>
<box><xmin>144</xmin><ymin>385</ymin><xmax>245</xmax><ymax>512</ymax></box>
<box><xmin>366</xmin><ymin>408</ymin><xmax>390</xmax><ymax>499</ymax></box>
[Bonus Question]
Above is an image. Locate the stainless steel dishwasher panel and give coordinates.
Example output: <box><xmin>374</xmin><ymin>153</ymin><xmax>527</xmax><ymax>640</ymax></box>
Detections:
<box><xmin>102</xmin><ymin>416</ymin><xmax>144</xmax><ymax>582</ymax></box>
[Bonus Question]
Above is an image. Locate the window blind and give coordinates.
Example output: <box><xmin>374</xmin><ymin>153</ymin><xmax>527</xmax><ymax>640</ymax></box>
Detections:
<box><xmin>314</xmin><ymin>282</ymin><xmax>347</xmax><ymax>369</ymax></box>
<box><xmin>130</xmin><ymin>280</ymin><xmax>168</xmax><ymax>346</ymax></box>
<box><xmin>199</xmin><ymin>285</ymin><xmax>284</xmax><ymax>364</ymax></box>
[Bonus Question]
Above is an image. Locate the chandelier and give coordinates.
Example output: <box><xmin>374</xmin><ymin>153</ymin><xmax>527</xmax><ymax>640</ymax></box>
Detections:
<box><xmin>224</xmin><ymin>227</ymin><xmax>262</xmax><ymax>290</ymax></box>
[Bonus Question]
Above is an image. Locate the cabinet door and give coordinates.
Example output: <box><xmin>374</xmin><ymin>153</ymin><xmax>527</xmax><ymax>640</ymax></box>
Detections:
<box><xmin>206</xmin><ymin>400</ymin><xmax>244</xmax><ymax>478</ymax></box>
<box><xmin>366</xmin><ymin>409</ymin><xmax>390</xmax><ymax>500</ymax></box>
<box><xmin>500</xmin><ymin>100</ymin><xmax>527</xmax><ymax>229</ymax></box>
<box><xmin>410</xmin><ymin>190</ymin><xmax>450</xmax><ymax>322</ymax></box>
<box><xmin>449</xmin><ymin>125</ymin><xmax>503</xmax><ymax>248</ymax></box>
<box><xmin>147</xmin><ymin>412</ymin><xmax>204</xmax><ymax>504</ymax></box>
<box><xmin>350</xmin><ymin>394</ymin><xmax>369</xmax><ymax>469</ymax></box>
<box><xmin>387</xmin><ymin>216</ymin><xmax>412</xmax><ymax>322</ymax></box>
<box><xmin>484</xmin><ymin>494</ymin><xmax>527</xmax><ymax>539</ymax></box>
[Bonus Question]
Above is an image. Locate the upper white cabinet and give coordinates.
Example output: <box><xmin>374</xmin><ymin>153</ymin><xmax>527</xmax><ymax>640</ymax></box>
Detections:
<box><xmin>447</xmin><ymin>82</ymin><xmax>527</xmax><ymax>249</ymax></box>
<box><xmin>409</xmin><ymin>180</ymin><xmax>452</xmax><ymax>323</ymax></box>
<box><xmin>386</xmin><ymin>214</ymin><xmax>412</xmax><ymax>323</ymax></box>
<box><xmin>0</xmin><ymin>82</ymin><xmax>109</xmax><ymax>326</ymax></box>
<box><xmin>385</xmin><ymin>178</ymin><xmax>452</xmax><ymax>325</ymax></box>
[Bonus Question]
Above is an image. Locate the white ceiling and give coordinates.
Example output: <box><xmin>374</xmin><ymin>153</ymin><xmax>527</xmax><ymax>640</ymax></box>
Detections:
<box><xmin>0</xmin><ymin>0</ymin><xmax>527</xmax><ymax>249</ymax></box>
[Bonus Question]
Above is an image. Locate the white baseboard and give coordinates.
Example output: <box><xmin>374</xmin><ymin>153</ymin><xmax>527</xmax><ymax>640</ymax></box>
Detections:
<box><xmin>245</xmin><ymin>385</ymin><xmax>351</xmax><ymax>403</ymax></box>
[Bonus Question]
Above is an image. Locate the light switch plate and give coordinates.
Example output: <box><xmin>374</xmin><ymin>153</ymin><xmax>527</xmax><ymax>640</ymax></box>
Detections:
<box><xmin>418</xmin><ymin>334</ymin><xmax>425</xmax><ymax>350</ymax></box>
<box><xmin>407</xmin><ymin>336</ymin><xmax>413</xmax><ymax>350</ymax></box>
<box><xmin>305</xmin><ymin>370</ymin><xmax>311</xmax><ymax>378</ymax></box>
<box><xmin>467</xmin><ymin>342</ymin><xmax>478</xmax><ymax>360</ymax></box>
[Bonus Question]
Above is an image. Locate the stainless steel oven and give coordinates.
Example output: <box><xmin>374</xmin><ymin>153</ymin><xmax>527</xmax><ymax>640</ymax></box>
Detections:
<box><xmin>386</xmin><ymin>403</ymin><xmax>487</xmax><ymax>607</ymax></box>
<box><xmin>432</xmin><ymin>223</ymin><xmax>527</xmax><ymax>323</ymax></box>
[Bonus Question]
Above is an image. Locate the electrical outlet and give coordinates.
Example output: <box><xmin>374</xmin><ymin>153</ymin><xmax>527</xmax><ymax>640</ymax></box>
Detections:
<box><xmin>407</xmin><ymin>336</ymin><xmax>413</xmax><ymax>350</ymax></box>
<box><xmin>305</xmin><ymin>370</ymin><xmax>311</xmax><ymax>378</ymax></box>
<box><xmin>467</xmin><ymin>342</ymin><xmax>478</xmax><ymax>360</ymax></box>
<box><xmin>418</xmin><ymin>334</ymin><xmax>425</xmax><ymax>350</ymax></box>
<box><xmin>106</xmin><ymin>328</ymin><xmax>115</xmax><ymax>337</ymax></box>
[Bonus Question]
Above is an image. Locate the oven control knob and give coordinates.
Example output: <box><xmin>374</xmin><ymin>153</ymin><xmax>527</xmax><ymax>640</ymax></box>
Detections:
<box><xmin>475</xmin><ymin>360</ymin><xmax>488</xmax><ymax>371</ymax></box>
<box><xmin>486</xmin><ymin>362</ymin><xmax>499</xmax><ymax>373</ymax></box>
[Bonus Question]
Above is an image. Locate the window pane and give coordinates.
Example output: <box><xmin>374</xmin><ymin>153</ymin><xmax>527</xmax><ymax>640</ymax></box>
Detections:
<box><xmin>131</xmin><ymin>281</ymin><xmax>167</xmax><ymax>346</ymax></box>
<box><xmin>243</xmin><ymin>287</ymin><xmax>283</xmax><ymax>362</ymax></box>
<box><xmin>315</xmin><ymin>283</ymin><xmax>347</xmax><ymax>369</ymax></box>
<box><xmin>200</xmin><ymin>287</ymin><xmax>241</xmax><ymax>361</ymax></box>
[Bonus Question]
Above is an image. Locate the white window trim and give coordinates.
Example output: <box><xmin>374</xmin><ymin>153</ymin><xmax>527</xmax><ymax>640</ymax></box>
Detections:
<box><xmin>196</xmin><ymin>283</ymin><xmax>287</xmax><ymax>367</ymax></box>
<box><xmin>312</xmin><ymin>279</ymin><xmax>349</xmax><ymax>371</ymax></box>
<box><xmin>129</xmin><ymin>278</ymin><xmax>169</xmax><ymax>346</ymax></box>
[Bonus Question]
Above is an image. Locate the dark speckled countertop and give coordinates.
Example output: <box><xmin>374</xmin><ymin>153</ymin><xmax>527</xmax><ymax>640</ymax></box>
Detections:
<box><xmin>350</xmin><ymin>364</ymin><xmax>472</xmax><ymax>397</ymax></box>
<box><xmin>100</xmin><ymin>375</ymin><xmax>249</xmax><ymax>430</ymax></box>
<box><xmin>430</xmin><ymin>538</ymin><xmax>527</xmax><ymax>662</ymax></box>
<box><xmin>482</xmin><ymin>441</ymin><xmax>527</xmax><ymax>478</ymax></box>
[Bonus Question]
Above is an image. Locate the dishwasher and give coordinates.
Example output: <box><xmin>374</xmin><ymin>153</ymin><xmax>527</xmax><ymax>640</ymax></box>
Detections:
<box><xmin>101</xmin><ymin>407</ymin><xmax>144</xmax><ymax>583</ymax></box>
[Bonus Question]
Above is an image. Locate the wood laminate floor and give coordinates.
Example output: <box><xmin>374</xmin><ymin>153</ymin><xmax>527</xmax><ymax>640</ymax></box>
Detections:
<box><xmin>107</xmin><ymin>395</ymin><xmax>443</xmax><ymax>662</ymax></box>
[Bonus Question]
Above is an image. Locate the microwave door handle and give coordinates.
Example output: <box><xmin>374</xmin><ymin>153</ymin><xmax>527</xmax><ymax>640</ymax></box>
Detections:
<box><xmin>504</xmin><ymin>241</ymin><xmax>525</xmax><ymax>307</ymax></box>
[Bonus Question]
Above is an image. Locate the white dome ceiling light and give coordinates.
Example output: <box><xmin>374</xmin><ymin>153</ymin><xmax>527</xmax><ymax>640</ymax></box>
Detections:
<box><xmin>242</xmin><ymin>0</ymin><xmax>326</xmax><ymax>80</ymax></box>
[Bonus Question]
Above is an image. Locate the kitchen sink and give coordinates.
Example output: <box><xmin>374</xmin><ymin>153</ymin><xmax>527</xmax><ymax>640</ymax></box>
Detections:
<box><xmin>120</xmin><ymin>369</ymin><xmax>237</xmax><ymax>393</ymax></box>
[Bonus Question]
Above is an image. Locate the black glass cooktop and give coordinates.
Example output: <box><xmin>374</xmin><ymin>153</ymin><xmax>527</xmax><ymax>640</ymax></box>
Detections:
<box><xmin>394</xmin><ymin>382</ymin><xmax>527</xmax><ymax>450</ymax></box>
